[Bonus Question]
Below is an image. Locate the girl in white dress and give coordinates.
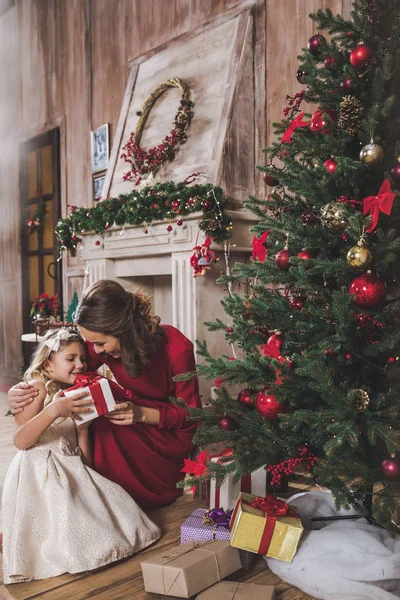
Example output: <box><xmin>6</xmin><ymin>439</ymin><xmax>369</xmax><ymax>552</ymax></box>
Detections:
<box><xmin>2</xmin><ymin>328</ymin><xmax>161</xmax><ymax>584</ymax></box>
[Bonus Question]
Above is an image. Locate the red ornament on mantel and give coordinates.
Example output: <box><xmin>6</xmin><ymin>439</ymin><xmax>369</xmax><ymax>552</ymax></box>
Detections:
<box><xmin>167</xmin><ymin>224</ymin><xmax>173</xmax><ymax>232</ymax></box>
<box><xmin>171</xmin><ymin>200</ymin><xmax>180</xmax><ymax>212</ymax></box>
<box><xmin>237</xmin><ymin>388</ymin><xmax>255</xmax><ymax>408</ymax></box>
<box><xmin>350</xmin><ymin>44</ymin><xmax>372</xmax><ymax>69</ymax></box>
<box><xmin>310</xmin><ymin>110</ymin><xmax>336</xmax><ymax>134</ymax></box>
<box><xmin>349</xmin><ymin>271</ymin><xmax>387</xmax><ymax>309</ymax></box>
<box><xmin>255</xmin><ymin>389</ymin><xmax>283</xmax><ymax>419</ymax></box>
<box><xmin>275</xmin><ymin>248</ymin><xmax>293</xmax><ymax>271</ymax></box>
<box><xmin>218</xmin><ymin>416</ymin><xmax>237</xmax><ymax>431</ymax></box>
<box><xmin>95</xmin><ymin>240</ymin><xmax>101</xmax><ymax>246</ymax></box>
<box><xmin>324</xmin><ymin>158</ymin><xmax>338</xmax><ymax>173</ymax></box>
<box><xmin>381</xmin><ymin>457</ymin><xmax>400</xmax><ymax>482</ymax></box>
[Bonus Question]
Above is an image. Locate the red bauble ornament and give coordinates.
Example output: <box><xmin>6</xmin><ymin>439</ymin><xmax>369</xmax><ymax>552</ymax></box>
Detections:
<box><xmin>296</xmin><ymin>69</ymin><xmax>307</xmax><ymax>83</ymax></box>
<box><xmin>237</xmin><ymin>388</ymin><xmax>255</xmax><ymax>407</ymax></box>
<box><xmin>71</xmin><ymin>235</ymin><xmax>77</xmax><ymax>242</ymax></box>
<box><xmin>340</xmin><ymin>78</ymin><xmax>354</xmax><ymax>93</ymax></box>
<box><xmin>263</xmin><ymin>172</ymin><xmax>279</xmax><ymax>187</ymax></box>
<box><xmin>324</xmin><ymin>347</ymin><xmax>336</xmax><ymax>357</ymax></box>
<box><xmin>301</xmin><ymin>209</ymin><xmax>317</xmax><ymax>225</ymax></box>
<box><xmin>267</xmin><ymin>332</ymin><xmax>284</xmax><ymax>348</ymax></box>
<box><xmin>255</xmin><ymin>389</ymin><xmax>283</xmax><ymax>419</ymax></box>
<box><xmin>310</xmin><ymin>110</ymin><xmax>336</xmax><ymax>134</ymax></box>
<box><xmin>350</xmin><ymin>44</ymin><xmax>372</xmax><ymax>69</ymax></box>
<box><xmin>167</xmin><ymin>224</ymin><xmax>173</xmax><ymax>232</ymax></box>
<box><xmin>390</xmin><ymin>163</ymin><xmax>400</xmax><ymax>187</ymax></box>
<box><xmin>297</xmin><ymin>249</ymin><xmax>313</xmax><ymax>270</ymax></box>
<box><xmin>324</xmin><ymin>56</ymin><xmax>337</xmax><ymax>70</ymax></box>
<box><xmin>171</xmin><ymin>200</ymin><xmax>180</xmax><ymax>212</ymax></box>
<box><xmin>201</xmin><ymin>199</ymin><xmax>213</xmax><ymax>212</ymax></box>
<box><xmin>349</xmin><ymin>271</ymin><xmax>387</xmax><ymax>309</ymax></box>
<box><xmin>218</xmin><ymin>416</ymin><xmax>237</xmax><ymax>431</ymax></box>
<box><xmin>324</xmin><ymin>158</ymin><xmax>338</xmax><ymax>173</ymax></box>
<box><xmin>381</xmin><ymin>457</ymin><xmax>400</xmax><ymax>482</ymax></box>
<box><xmin>95</xmin><ymin>240</ymin><xmax>100</xmax><ymax>246</ymax></box>
<box><xmin>290</xmin><ymin>298</ymin><xmax>303</xmax><ymax>310</ymax></box>
<box><xmin>307</xmin><ymin>34</ymin><xmax>326</xmax><ymax>55</ymax></box>
<box><xmin>144</xmin><ymin>228</ymin><xmax>149</xmax><ymax>234</ymax></box>
<box><xmin>177</xmin><ymin>219</ymin><xmax>183</xmax><ymax>226</ymax></box>
<box><xmin>275</xmin><ymin>249</ymin><xmax>293</xmax><ymax>271</ymax></box>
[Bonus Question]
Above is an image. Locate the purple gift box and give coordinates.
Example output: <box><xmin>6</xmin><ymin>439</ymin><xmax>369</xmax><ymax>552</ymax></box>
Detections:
<box><xmin>180</xmin><ymin>508</ymin><xmax>254</xmax><ymax>570</ymax></box>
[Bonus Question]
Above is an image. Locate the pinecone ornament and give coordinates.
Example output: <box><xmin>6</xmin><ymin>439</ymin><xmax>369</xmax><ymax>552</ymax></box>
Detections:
<box><xmin>338</xmin><ymin>95</ymin><xmax>364</xmax><ymax>135</ymax></box>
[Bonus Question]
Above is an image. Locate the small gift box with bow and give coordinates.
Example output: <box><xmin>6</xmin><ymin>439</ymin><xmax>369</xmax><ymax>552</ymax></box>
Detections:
<box><xmin>140</xmin><ymin>539</ymin><xmax>242</xmax><ymax>598</ymax></box>
<box><xmin>64</xmin><ymin>371</ymin><xmax>124</xmax><ymax>423</ymax></box>
<box><xmin>230</xmin><ymin>492</ymin><xmax>303</xmax><ymax>562</ymax></box>
<box><xmin>209</xmin><ymin>450</ymin><xmax>267</xmax><ymax>511</ymax></box>
<box><xmin>180</xmin><ymin>508</ymin><xmax>254</xmax><ymax>570</ymax></box>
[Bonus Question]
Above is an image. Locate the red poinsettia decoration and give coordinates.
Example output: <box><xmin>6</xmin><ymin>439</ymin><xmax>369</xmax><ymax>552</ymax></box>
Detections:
<box><xmin>252</xmin><ymin>231</ymin><xmax>269</xmax><ymax>262</ymax></box>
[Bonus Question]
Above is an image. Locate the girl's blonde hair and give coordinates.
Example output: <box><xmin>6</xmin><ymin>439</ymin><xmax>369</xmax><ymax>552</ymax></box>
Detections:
<box><xmin>24</xmin><ymin>328</ymin><xmax>84</xmax><ymax>402</ymax></box>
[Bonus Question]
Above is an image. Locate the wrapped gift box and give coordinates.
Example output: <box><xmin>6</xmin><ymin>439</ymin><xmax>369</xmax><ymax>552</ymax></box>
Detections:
<box><xmin>180</xmin><ymin>508</ymin><xmax>254</xmax><ymax>570</ymax></box>
<box><xmin>210</xmin><ymin>454</ymin><xmax>267</xmax><ymax>510</ymax></box>
<box><xmin>64</xmin><ymin>372</ymin><xmax>124</xmax><ymax>424</ymax></box>
<box><xmin>140</xmin><ymin>539</ymin><xmax>242</xmax><ymax>598</ymax></box>
<box><xmin>195</xmin><ymin>581</ymin><xmax>275</xmax><ymax>599</ymax></box>
<box><xmin>230</xmin><ymin>492</ymin><xmax>303</xmax><ymax>562</ymax></box>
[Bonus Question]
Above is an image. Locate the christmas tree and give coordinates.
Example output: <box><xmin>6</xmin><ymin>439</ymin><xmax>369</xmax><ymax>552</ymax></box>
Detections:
<box><xmin>181</xmin><ymin>0</ymin><xmax>400</xmax><ymax>532</ymax></box>
<box><xmin>66</xmin><ymin>290</ymin><xmax>79</xmax><ymax>324</ymax></box>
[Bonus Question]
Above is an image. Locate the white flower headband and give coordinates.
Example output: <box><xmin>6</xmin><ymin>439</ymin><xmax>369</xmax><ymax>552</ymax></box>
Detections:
<box><xmin>44</xmin><ymin>329</ymin><xmax>79</xmax><ymax>353</ymax></box>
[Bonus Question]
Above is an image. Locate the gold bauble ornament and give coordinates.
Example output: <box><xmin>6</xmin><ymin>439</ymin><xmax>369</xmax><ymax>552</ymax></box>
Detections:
<box><xmin>360</xmin><ymin>139</ymin><xmax>384</xmax><ymax>166</ymax></box>
<box><xmin>352</xmin><ymin>389</ymin><xmax>370</xmax><ymax>412</ymax></box>
<box><xmin>321</xmin><ymin>202</ymin><xmax>348</xmax><ymax>233</ymax></box>
<box><xmin>346</xmin><ymin>242</ymin><xmax>372</xmax><ymax>269</ymax></box>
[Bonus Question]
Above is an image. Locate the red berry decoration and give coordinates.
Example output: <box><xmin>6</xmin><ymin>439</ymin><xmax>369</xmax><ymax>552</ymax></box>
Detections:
<box><xmin>310</xmin><ymin>110</ymin><xmax>336</xmax><ymax>134</ymax></box>
<box><xmin>167</xmin><ymin>224</ymin><xmax>173</xmax><ymax>232</ymax></box>
<box><xmin>301</xmin><ymin>209</ymin><xmax>317</xmax><ymax>225</ymax></box>
<box><xmin>255</xmin><ymin>389</ymin><xmax>283</xmax><ymax>419</ymax></box>
<box><xmin>218</xmin><ymin>416</ymin><xmax>237</xmax><ymax>431</ymax></box>
<box><xmin>340</xmin><ymin>78</ymin><xmax>354</xmax><ymax>93</ymax></box>
<box><xmin>390</xmin><ymin>162</ymin><xmax>400</xmax><ymax>187</ymax></box>
<box><xmin>171</xmin><ymin>200</ymin><xmax>180</xmax><ymax>212</ymax></box>
<box><xmin>324</xmin><ymin>56</ymin><xmax>337</xmax><ymax>70</ymax></box>
<box><xmin>237</xmin><ymin>388</ymin><xmax>255</xmax><ymax>407</ymax></box>
<box><xmin>350</xmin><ymin>44</ymin><xmax>372</xmax><ymax>69</ymax></box>
<box><xmin>324</xmin><ymin>347</ymin><xmax>336</xmax><ymax>357</ymax></box>
<box><xmin>296</xmin><ymin>69</ymin><xmax>307</xmax><ymax>83</ymax></box>
<box><xmin>275</xmin><ymin>249</ymin><xmax>293</xmax><ymax>271</ymax></box>
<box><xmin>176</xmin><ymin>219</ymin><xmax>183</xmax><ymax>226</ymax></box>
<box><xmin>263</xmin><ymin>172</ymin><xmax>279</xmax><ymax>187</ymax></box>
<box><xmin>381</xmin><ymin>457</ymin><xmax>400</xmax><ymax>482</ymax></box>
<box><xmin>324</xmin><ymin>158</ymin><xmax>338</xmax><ymax>173</ymax></box>
<box><xmin>201</xmin><ymin>199</ymin><xmax>213</xmax><ymax>212</ymax></box>
<box><xmin>307</xmin><ymin>34</ymin><xmax>326</xmax><ymax>55</ymax></box>
<box><xmin>349</xmin><ymin>271</ymin><xmax>387</xmax><ymax>309</ymax></box>
<box><xmin>290</xmin><ymin>298</ymin><xmax>303</xmax><ymax>310</ymax></box>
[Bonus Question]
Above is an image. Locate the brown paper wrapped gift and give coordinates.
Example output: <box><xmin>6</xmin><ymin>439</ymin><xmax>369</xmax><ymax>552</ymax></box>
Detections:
<box><xmin>140</xmin><ymin>539</ymin><xmax>242</xmax><ymax>598</ymax></box>
<box><xmin>230</xmin><ymin>492</ymin><xmax>303</xmax><ymax>562</ymax></box>
<box><xmin>195</xmin><ymin>581</ymin><xmax>275</xmax><ymax>599</ymax></box>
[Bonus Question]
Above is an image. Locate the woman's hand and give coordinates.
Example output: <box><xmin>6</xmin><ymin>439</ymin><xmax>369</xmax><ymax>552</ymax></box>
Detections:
<box><xmin>51</xmin><ymin>390</ymin><xmax>94</xmax><ymax>420</ymax></box>
<box><xmin>105</xmin><ymin>401</ymin><xmax>142</xmax><ymax>426</ymax></box>
<box><xmin>8</xmin><ymin>382</ymin><xmax>39</xmax><ymax>414</ymax></box>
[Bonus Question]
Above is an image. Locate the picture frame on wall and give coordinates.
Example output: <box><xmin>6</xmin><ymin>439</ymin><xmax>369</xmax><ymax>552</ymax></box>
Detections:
<box><xmin>91</xmin><ymin>124</ymin><xmax>109</xmax><ymax>173</ymax></box>
<box><xmin>93</xmin><ymin>173</ymin><xmax>106</xmax><ymax>201</ymax></box>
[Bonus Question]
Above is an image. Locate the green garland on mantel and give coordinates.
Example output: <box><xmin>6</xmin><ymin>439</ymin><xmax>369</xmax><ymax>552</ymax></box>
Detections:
<box><xmin>56</xmin><ymin>180</ymin><xmax>233</xmax><ymax>257</ymax></box>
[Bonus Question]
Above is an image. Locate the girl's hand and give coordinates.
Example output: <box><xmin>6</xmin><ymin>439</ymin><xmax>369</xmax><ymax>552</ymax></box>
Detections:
<box><xmin>51</xmin><ymin>390</ymin><xmax>93</xmax><ymax>419</ymax></box>
<box><xmin>8</xmin><ymin>382</ymin><xmax>39</xmax><ymax>414</ymax></box>
<box><xmin>105</xmin><ymin>401</ymin><xmax>141</xmax><ymax>426</ymax></box>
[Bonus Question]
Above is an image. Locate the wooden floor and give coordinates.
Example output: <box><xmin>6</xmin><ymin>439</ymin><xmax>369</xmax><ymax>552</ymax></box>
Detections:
<box><xmin>0</xmin><ymin>392</ymin><xmax>317</xmax><ymax>600</ymax></box>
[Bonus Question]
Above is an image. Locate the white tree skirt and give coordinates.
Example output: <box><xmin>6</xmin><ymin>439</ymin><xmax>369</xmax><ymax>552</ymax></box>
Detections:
<box><xmin>265</xmin><ymin>491</ymin><xmax>400</xmax><ymax>600</ymax></box>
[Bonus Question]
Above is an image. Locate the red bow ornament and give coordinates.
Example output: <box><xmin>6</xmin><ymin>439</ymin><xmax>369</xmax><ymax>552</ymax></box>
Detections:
<box><xmin>249</xmin><ymin>494</ymin><xmax>290</xmax><ymax>517</ymax></box>
<box><xmin>363</xmin><ymin>179</ymin><xmax>396</xmax><ymax>233</ymax></box>
<box><xmin>181</xmin><ymin>450</ymin><xmax>208</xmax><ymax>494</ymax></box>
<box><xmin>261</xmin><ymin>336</ymin><xmax>291</xmax><ymax>384</ymax></box>
<box><xmin>252</xmin><ymin>231</ymin><xmax>269</xmax><ymax>262</ymax></box>
<box><xmin>280</xmin><ymin>113</ymin><xmax>309</xmax><ymax>144</ymax></box>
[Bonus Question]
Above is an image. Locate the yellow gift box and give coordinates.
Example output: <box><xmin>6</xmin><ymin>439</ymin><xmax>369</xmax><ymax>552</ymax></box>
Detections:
<box><xmin>229</xmin><ymin>492</ymin><xmax>303</xmax><ymax>562</ymax></box>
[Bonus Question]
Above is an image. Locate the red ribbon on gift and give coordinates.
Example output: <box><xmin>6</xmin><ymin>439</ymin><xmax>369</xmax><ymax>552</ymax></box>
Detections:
<box><xmin>363</xmin><ymin>179</ymin><xmax>396</xmax><ymax>233</ymax></box>
<box><xmin>72</xmin><ymin>372</ymin><xmax>110</xmax><ymax>417</ymax></box>
<box><xmin>252</xmin><ymin>231</ymin><xmax>269</xmax><ymax>262</ymax></box>
<box><xmin>280</xmin><ymin>113</ymin><xmax>309</xmax><ymax>144</ymax></box>
<box><xmin>231</xmin><ymin>494</ymin><xmax>297</xmax><ymax>555</ymax></box>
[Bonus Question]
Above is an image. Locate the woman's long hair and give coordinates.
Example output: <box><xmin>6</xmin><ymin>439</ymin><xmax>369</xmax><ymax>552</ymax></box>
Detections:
<box><xmin>75</xmin><ymin>280</ymin><xmax>166</xmax><ymax>378</ymax></box>
<box><xmin>24</xmin><ymin>328</ymin><xmax>84</xmax><ymax>404</ymax></box>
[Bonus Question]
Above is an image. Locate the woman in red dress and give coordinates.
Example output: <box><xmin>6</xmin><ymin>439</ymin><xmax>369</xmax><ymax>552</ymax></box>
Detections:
<box><xmin>9</xmin><ymin>280</ymin><xmax>201</xmax><ymax>509</ymax></box>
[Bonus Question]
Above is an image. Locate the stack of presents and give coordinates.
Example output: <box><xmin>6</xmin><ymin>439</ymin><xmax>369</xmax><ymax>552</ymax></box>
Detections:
<box><xmin>140</xmin><ymin>449</ymin><xmax>305</xmax><ymax>598</ymax></box>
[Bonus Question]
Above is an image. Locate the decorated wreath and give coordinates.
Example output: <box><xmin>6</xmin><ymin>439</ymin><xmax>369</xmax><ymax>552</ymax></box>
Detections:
<box><xmin>121</xmin><ymin>78</ymin><xmax>194</xmax><ymax>185</ymax></box>
<box><xmin>26</xmin><ymin>200</ymin><xmax>47</xmax><ymax>234</ymax></box>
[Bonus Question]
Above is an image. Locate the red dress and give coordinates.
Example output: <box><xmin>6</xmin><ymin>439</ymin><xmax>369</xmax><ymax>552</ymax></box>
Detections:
<box><xmin>87</xmin><ymin>325</ymin><xmax>201</xmax><ymax>509</ymax></box>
